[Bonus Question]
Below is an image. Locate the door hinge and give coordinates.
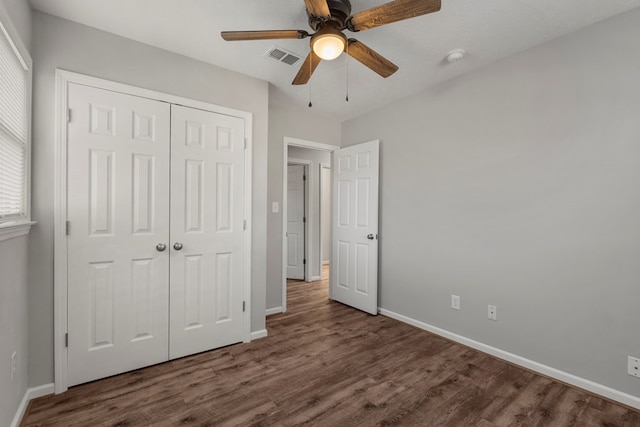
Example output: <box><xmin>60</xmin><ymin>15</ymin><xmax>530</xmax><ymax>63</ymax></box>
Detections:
<box><xmin>244</xmin><ymin>138</ymin><xmax>247</xmax><ymax>150</ymax></box>
<box><xmin>65</xmin><ymin>333</ymin><xmax>68</xmax><ymax>348</ymax></box>
<box><xmin>65</xmin><ymin>220</ymin><xmax>70</xmax><ymax>236</ymax></box>
<box><xmin>67</xmin><ymin>108</ymin><xmax>72</xmax><ymax>123</ymax></box>
<box><xmin>242</xmin><ymin>301</ymin><xmax>246</xmax><ymax>312</ymax></box>
<box><xmin>303</xmin><ymin>216</ymin><xmax>306</xmax><ymax>223</ymax></box>
<box><xmin>303</xmin><ymin>259</ymin><xmax>306</xmax><ymax>265</ymax></box>
<box><xmin>243</xmin><ymin>220</ymin><xmax>247</xmax><ymax>230</ymax></box>
<box><xmin>303</xmin><ymin>174</ymin><xmax>307</xmax><ymax>181</ymax></box>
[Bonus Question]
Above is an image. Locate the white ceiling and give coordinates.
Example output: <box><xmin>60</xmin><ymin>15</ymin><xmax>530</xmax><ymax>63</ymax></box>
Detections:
<box><xmin>29</xmin><ymin>0</ymin><xmax>640</xmax><ymax>121</ymax></box>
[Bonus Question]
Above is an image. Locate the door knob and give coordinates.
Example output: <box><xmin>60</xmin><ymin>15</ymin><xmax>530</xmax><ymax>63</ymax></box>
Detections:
<box><xmin>367</xmin><ymin>234</ymin><xmax>375</xmax><ymax>240</ymax></box>
<box><xmin>173</xmin><ymin>242</ymin><xmax>183</xmax><ymax>251</ymax></box>
<box><xmin>156</xmin><ymin>243</ymin><xmax>167</xmax><ymax>252</ymax></box>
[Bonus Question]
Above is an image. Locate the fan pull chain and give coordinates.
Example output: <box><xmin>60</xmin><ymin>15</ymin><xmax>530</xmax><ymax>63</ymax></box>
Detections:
<box><xmin>345</xmin><ymin>40</ymin><xmax>350</xmax><ymax>102</ymax></box>
<box><xmin>308</xmin><ymin>55</ymin><xmax>313</xmax><ymax>108</ymax></box>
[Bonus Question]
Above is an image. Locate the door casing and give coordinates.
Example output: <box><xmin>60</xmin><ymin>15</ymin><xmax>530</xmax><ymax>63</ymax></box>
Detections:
<box><xmin>319</xmin><ymin>163</ymin><xmax>331</xmax><ymax>268</ymax></box>
<box><xmin>53</xmin><ymin>69</ymin><xmax>253</xmax><ymax>394</ymax></box>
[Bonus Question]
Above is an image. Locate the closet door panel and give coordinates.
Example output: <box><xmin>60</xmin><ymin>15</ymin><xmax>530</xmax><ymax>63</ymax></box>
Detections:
<box><xmin>66</xmin><ymin>83</ymin><xmax>171</xmax><ymax>386</ymax></box>
<box><xmin>169</xmin><ymin>105</ymin><xmax>245</xmax><ymax>359</ymax></box>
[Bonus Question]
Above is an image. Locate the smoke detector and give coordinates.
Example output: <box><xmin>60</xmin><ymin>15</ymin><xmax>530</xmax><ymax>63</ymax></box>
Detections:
<box><xmin>445</xmin><ymin>49</ymin><xmax>465</xmax><ymax>63</ymax></box>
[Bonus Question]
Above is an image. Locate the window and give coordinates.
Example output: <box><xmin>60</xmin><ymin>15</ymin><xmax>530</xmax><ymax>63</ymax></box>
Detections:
<box><xmin>0</xmin><ymin>10</ymin><xmax>31</xmax><ymax>227</ymax></box>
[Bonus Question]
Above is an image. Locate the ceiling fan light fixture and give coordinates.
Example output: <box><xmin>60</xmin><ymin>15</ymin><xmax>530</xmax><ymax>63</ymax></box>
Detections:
<box><xmin>311</xmin><ymin>27</ymin><xmax>347</xmax><ymax>60</ymax></box>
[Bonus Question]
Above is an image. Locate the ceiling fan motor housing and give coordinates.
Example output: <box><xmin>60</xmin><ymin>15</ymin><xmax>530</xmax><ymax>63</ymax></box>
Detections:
<box><xmin>308</xmin><ymin>0</ymin><xmax>352</xmax><ymax>31</ymax></box>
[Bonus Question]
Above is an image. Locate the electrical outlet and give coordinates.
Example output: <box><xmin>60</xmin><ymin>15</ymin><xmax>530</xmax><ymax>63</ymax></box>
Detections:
<box><xmin>451</xmin><ymin>295</ymin><xmax>460</xmax><ymax>310</ymax></box>
<box><xmin>488</xmin><ymin>305</ymin><xmax>497</xmax><ymax>321</ymax></box>
<box><xmin>11</xmin><ymin>351</ymin><xmax>16</xmax><ymax>381</ymax></box>
<box><xmin>629</xmin><ymin>356</ymin><xmax>640</xmax><ymax>378</ymax></box>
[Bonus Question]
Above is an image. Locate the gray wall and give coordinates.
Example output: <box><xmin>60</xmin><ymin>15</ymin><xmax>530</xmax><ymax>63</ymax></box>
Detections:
<box><xmin>288</xmin><ymin>146</ymin><xmax>331</xmax><ymax>280</ymax></box>
<box><xmin>0</xmin><ymin>1</ymin><xmax>31</xmax><ymax>424</ymax></box>
<box><xmin>29</xmin><ymin>11</ymin><xmax>269</xmax><ymax>387</ymax></box>
<box><xmin>0</xmin><ymin>236</ymin><xmax>29</xmax><ymax>427</ymax></box>
<box><xmin>342</xmin><ymin>9</ymin><xmax>640</xmax><ymax>397</ymax></box>
<box><xmin>267</xmin><ymin>103</ymin><xmax>341</xmax><ymax>310</ymax></box>
<box><xmin>1</xmin><ymin>0</ymin><xmax>30</xmax><ymax>48</ymax></box>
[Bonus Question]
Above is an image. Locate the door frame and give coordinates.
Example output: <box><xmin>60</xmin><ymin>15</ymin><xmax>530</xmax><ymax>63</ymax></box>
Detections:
<box><xmin>319</xmin><ymin>162</ymin><xmax>331</xmax><ymax>269</ymax></box>
<box><xmin>286</xmin><ymin>160</ymin><xmax>311</xmax><ymax>282</ymax></box>
<box><xmin>281</xmin><ymin>137</ymin><xmax>339</xmax><ymax>312</ymax></box>
<box><xmin>53</xmin><ymin>69</ymin><xmax>254</xmax><ymax>394</ymax></box>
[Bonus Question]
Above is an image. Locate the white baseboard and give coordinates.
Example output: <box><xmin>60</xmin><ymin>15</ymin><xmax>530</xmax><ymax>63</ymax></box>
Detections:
<box><xmin>11</xmin><ymin>383</ymin><xmax>54</xmax><ymax>427</ymax></box>
<box><xmin>322</xmin><ymin>261</ymin><xmax>330</xmax><ymax>265</ymax></box>
<box><xmin>379</xmin><ymin>308</ymin><xmax>640</xmax><ymax>410</ymax></box>
<box><xmin>311</xmin><ymin>275</ymin><xmax>322</xmax><ymax>281</ymax></box>
<box><xmin>265</xmin><ymin>307</ymin><xmax>283</xmax><ymax>316</ymax></box>
<box><xmin>250</xmin><ymin>329</ymin><xmax>268</xmax><ymax>340</ymax></box>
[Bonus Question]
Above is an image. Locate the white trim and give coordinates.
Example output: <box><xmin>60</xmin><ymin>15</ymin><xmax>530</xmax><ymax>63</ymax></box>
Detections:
<box><xmin>379</xmin><ymin>308</ymin><xmax>640</xmax><ymax>410</ymax></box>
<box><xmin>284</xmin><ymin>137</ymin><xmax>340</xmax><ymax>152</ymax></box>
<box><xmin>265</xmin><ymin>307</ymin><xmax>283</xmax><ymax>316</ymax></box>
<box><xmin>319</xmin><ymin>163</ymin><xmax>331</xmax><ymax>268</ymax></box>
<box><xmin>282</xmin><ymin>138</ymin><xmax>339</xmax><ymax>312</ymax></box>
<box><xmin>322</xmin><ymin>261</ymin><xmax>330</xmax><ymax>265</ymax></box>
<box><xmin>242</xmin><ymin>106</ymin><xmax>253</xmax><ymax>346</ymax></box>
<box><xmin>54</xmin><ymin>69</ymin><xmax>253</xmax><ymax>392</ymax></box>
<box><xmin>250</xmin><ymin>329</ymin><xmax>268</xmax><ymax>340</ymax></box>
<box><xmin>10</xmin><ymin>391</ymin><xmax>29</xmax><ymax>427</ymax></box>
<box><xmin>287</xmin><ymin>159</ymin><xmax>312</xmax><ymax>283</ymax></box>
<box><xmin>53</xmin><ymin>70</ymin><xmax>69</xmax><ymax>394</ymax></box>
<box><xmin>10</xmin><ymin>383</ymin><xmax>55</xmax><ymax>427</ymax></box>
<box><xmin>0</xmin><ymin>221</ymin><xmax>35</xmax><ymax>241</ymax></box>
<box><xmin>311</xmin><ymin>275</ymin><xmax>322</xmax><ymax>281</ymax></box>
<box><xmin>28</xmin><ymin>383</ymin><xmax>54</xmax><ymax>399</ymax></box>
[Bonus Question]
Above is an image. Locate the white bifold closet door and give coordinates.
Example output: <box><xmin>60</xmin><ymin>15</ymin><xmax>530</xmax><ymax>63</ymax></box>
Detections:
<box><xmin>66</xmin><ymin>83</ymin><xmax>245</xmax><ymax>386</ymax></box>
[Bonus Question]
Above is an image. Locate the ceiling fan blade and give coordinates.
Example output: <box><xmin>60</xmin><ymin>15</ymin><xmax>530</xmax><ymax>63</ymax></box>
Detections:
<box><xmin>221</xmin><ymin>30</ymin><xmax>309</xmax><ymax>41</ymax></box>
<box><xmin>292</xmin><ymin>51</ymin><xmax>322</xmax><ymax>85</ymax></box>
<box><xmin>348</xmin><ymin>0</ymin><xmax>441</xmax><ymax>32</ymax></box>
<box><xmin>347</xmin><ymin>39</ymin><xmax>398</xmax><ymax>78</ymax></box>
<box><xmin>304</xmin><ymin>0</ymin><xmax>331</xmax><ymax>18</ymax></box>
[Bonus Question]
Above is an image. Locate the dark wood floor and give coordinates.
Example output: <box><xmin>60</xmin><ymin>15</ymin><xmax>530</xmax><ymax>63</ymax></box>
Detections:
<box><xmin>23</xmin><ymin>267</ymin><xmax>640</xmax><ymax>426</ymax></box>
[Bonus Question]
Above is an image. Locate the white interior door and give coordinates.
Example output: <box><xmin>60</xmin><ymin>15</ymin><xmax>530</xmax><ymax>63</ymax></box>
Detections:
<box><xmin>66</xmin><ymin>83</ymin><xmax>171</xmax><ymax>386</ymax></box>
<box><xmin>330</xmin><ymin>140</ymin><xmax>380</xmax><ymax>315</ymax></box>
<box><xmin>169</xmin><ymin>105</ymin><xmax>246</xmax><ymax>359</ymax></box>
<box><xmin>286</xmin><ymin>164</ymin><xmax>305</xmax><ymax>280</ymax></box>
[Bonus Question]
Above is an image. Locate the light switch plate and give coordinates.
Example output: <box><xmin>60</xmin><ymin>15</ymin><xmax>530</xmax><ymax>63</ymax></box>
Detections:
<box><xmin>629</xmin><ymin>356</ymin><xmax>640</xmax><ymax>378</ymax></box>
<box><xmin>451</xmin><ymin>295</ymin><xmax>460</xmax><ymax>310</ymax></box>
<box><xmin>488</xmin><ymin>305</ymin><xmax>497</xmax><ymax>321</ymax></box>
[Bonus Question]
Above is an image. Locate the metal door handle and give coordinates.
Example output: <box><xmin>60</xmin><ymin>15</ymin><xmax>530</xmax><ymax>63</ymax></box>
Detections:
<box><xmin>173</xmin><ymin>242</ymin><xmax>183</xmax><ymax>251</ymax></box>
<box><xmin>156</xmin><ymin>243</ymin><xmax>167</xmax><ymax>252</ymax></box>
<box><xmin>367</xmin><ymin>234</ymin><xmax>375</xmax><ymax>240</ymax></box>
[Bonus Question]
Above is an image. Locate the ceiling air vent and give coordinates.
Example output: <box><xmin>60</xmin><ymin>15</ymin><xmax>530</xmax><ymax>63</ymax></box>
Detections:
<box><xmin>265</xmin><ymin>46</ymin><xmax>302</xmax><ymax>66</ymax></box>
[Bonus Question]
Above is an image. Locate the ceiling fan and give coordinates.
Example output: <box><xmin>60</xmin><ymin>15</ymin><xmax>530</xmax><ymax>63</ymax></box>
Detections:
<box><xmin>221</xmin><ymin>0</ymin><xmax>442</xmax><ymax>85</ymax></box>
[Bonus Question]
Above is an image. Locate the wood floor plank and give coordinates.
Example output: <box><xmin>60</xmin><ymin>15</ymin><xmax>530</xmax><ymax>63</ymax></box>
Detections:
<box><xmin>22</xmin><ymin>266</ymin><xmax>640</xmax><ymax>426</ymax></box>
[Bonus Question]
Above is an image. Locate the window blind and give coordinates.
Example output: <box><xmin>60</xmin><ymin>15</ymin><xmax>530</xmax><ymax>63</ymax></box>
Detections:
<box><xmin>0</xmin><ymin>22</ymin><xmax>28</xmax><ymax>221</ymax></box>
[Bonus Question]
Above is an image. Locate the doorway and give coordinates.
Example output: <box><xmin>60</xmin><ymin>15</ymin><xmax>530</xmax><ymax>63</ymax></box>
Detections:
<box><xmin>282</xmin><ymin>138</ymin><xmax>339</xmax><ymax>312</ymax></box>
